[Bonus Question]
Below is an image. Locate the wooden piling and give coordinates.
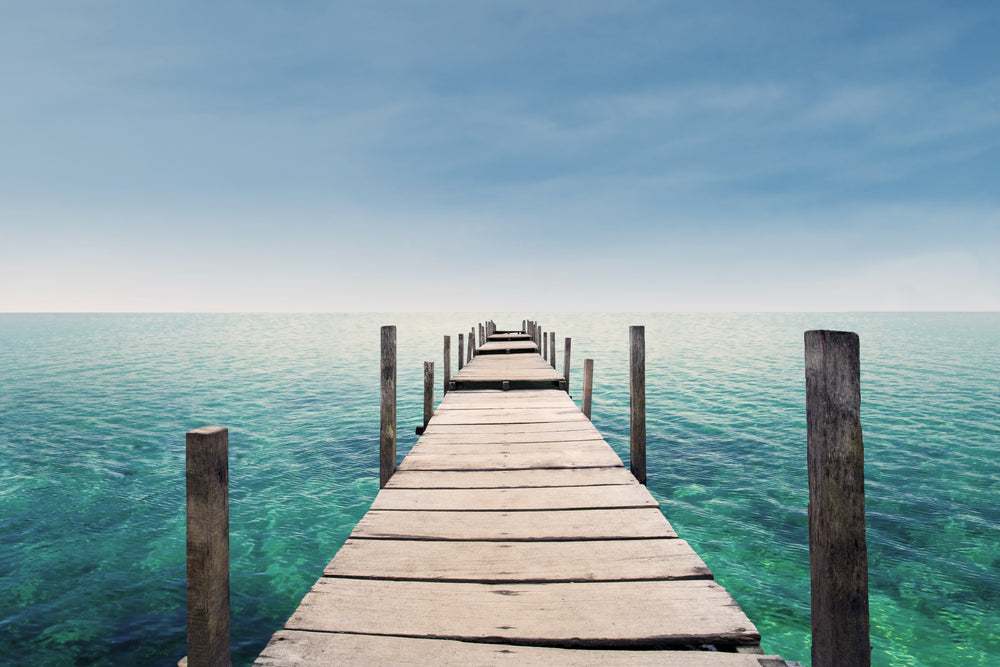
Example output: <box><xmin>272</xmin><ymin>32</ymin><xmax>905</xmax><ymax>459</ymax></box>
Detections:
<box><xmin>469</xmin><ymin>328</ymin><xmax>475</xmax><ymax>362</ymax></box>
<box><xmin>805</xmin><ymin>330</ymin><xmax>870</xmax><ymax>667</ymax></box>
<box><xmin>443</xmin><ymin>336</ymin><xmax>451</xmax><ymax>395</ymax></box>
<box><xmin>549</xmin><ymin>332</ymin><xmax>556</xmax><ymax>368</ymax></box>
<box><xmin>582</xmin><ymin>358</ymin><xmax>594</xmax><ymax>419</ymax></box>
<box><xmin>563</xmin><ymin>337</ymin><xmax>571</xmax><ymax>392</ymax></box>
<box><xmin>423</xmin><ymin>361</ymin><xmax>434</xmax><ymax>429</ymax></box>
<box><xmin>380</xmin><ymin>325</ymin><xmax>397</xmax><ymax>489</ymax></box>
<box><xmin>186</xmin><ymin>425</ymin><xmax>231</xmax><ymax>667</ymax></box>
<box><xmin>542</xmin><ymin>328</ymin><xmax>547</xmax><ymax>361</ymax></box>
<box><xmin>458</xmin><ymin>333</ymin><xmax>464</xmax><ymax>371</ymax></box>
<box><xmin>629</xmin><ymin>326</ymin><xmax>646</xmax><ymax>484</ymax></box>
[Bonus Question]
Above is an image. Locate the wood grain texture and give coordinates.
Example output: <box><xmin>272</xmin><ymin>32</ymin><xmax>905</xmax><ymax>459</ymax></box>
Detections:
<box><xmin>443</xmin><ymin>335</ymin><xmax>450</xmax><ymax>395</ymax></box>
<box><xmin>285</xmin><ymin>578</ymin><xmax>760</xmax><ymax>648</ymax></box>
<box><xmin>256</xmin><ymin>631</ymin><xmax>781</xmax><ymax>666</ymax></box>
<box><xmin>350</xmin><ymin>508</ymin><xmax>677</xmax><ymax>540</ymax></box>
<box><xmin>384</xmin><ymin>467</ymin><xmax>633</xmax><ymax>489</ymax></box>
<box><xmin>186</xmin><ymin>425</ymin><xmax>230</xmax><ymax>667</ymax></box>
<box><xmin>370</xmin><ymin>484</ymin><xmax>658</xmax><ymax>511</ymax></box>
<box><xmin>805</xmin><ymin>330</ymin><xmax>870</xmax><ymax>667</ymax></box>
<box><xmin>379</xmin><ymin>325</ymin><xmax>396</xmax><ymax>489</ymax></box>
<box><xmin>422</xmin><ymin>360</ymin><xmax>434</xmax><ymax>427</ymax></box>
<box><xmin>629</xmin><ymin>325</ymin><xmax>646</xmax><ymax>484</ymax></box>
<box><xmin>325</xmin><ymin>538</ymin><xmax>712</xmax><ymax>582</ymax></box>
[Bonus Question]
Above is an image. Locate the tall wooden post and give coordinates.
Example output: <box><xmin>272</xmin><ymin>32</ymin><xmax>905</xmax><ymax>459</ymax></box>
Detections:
<box><xmin>380</xmin><ymin>325</ymin><xmax>397</xmax><ymax>488</ymax></box>
<box><xmin>629</xmin><ymin>325</ymin><xmax>646</xmax><ymax>484</ymax></box>
<box><xmin>443</xmin><ymin>335</ymin><xmax>451</xmax><ymax>395</ymax></box>
<box><xmin>423</xmin><ymin>361</ymin><xmax>434</xmax><ymax>429</ymax></box>
<box><xmin>563</xmin><ymin>337</ymin><xmax>571</xmax><ymax>392</ymax></box>
<box><xmin>469</xmin><ymin>327</ymin><xmax>475</xmax><ymax>361</ymax></box>
<box><xmin>582</xmin><ymin>359</ymin><xmax>594</xmax><ymax>419</ymax></box>
<box><xmin>479</xmin><ymin>323</ymin><xmax>484</xmax><ymax>346</ymax></box>
<box><xmin>522</xmin><ymin>319</ymin><xmax>526</xmax><ymax>333</ymax></box>
<box><xmin>186</xmin><ymin>425</ymin><xmax>231</xmax><ymax>667</ymax></box>
<box><xmin>542</xmin><ymin>328</ymin><xmax>547</xmax><ymax>360</ymax></box>
<box><xmin>458</xmin><ymin>333</ymin><xmax>464</xmax><ymax>370</ymax></box>
<box><xmin>805</xmin><ymin>330</ymin><xmax>870</xmax><ymax>667</ymax></box>
<box><xmin>549</xmin><ymin>332</ymin><xmax>556</xmax><ymax>368</ymax></box>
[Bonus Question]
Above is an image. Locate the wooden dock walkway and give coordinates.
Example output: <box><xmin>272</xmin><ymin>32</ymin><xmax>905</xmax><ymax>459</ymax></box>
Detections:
<box><xmin>254</xmin><ymin>327</ymin><xmax>787</xmax><ymax>666</ymax></box>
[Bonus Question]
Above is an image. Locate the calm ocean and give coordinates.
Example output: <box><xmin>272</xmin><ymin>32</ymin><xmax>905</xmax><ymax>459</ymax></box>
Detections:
<box><xmin>1</xmin><ymin>313</ymin><xmax>997</xmax><ymax>665</ymax></box>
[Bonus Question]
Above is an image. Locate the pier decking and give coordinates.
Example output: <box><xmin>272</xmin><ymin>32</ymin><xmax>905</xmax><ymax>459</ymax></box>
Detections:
<box><xmin>254</xmin><ymin>328</ymin><xmax>785</xmax><ymax>666</ymax></box>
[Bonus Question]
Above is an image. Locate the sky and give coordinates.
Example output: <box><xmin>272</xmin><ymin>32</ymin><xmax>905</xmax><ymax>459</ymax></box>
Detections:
<box><xmin>2</xmin><ymin>1</ymin><xmax>999</xmax><ymax>312</ymax></box>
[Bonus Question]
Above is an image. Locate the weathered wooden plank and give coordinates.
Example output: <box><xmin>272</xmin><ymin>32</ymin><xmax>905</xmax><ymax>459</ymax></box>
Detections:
<box><xmin>412</xmin><ymin>430</ymin><xmax>606</xmax><ymax>445</ymax></box>
<box><xmin>429</xmin><ymin>408</ymin><xmax>588</xmax><ymax>425</ymax></box>
<box><xmin>436</xmin><ymin>399</ymin><xmax>578</xmax><ymax>410</ymax></box>
<box><xmin>256</xmin><ymin>630</ymin><xmax>781</xmax><ymax>666</ymax></box>
<box><xmin>487</xmin><ymin>333</ymin><xmax>533</xmax><ymax>341</ymax></box>
<box><xmin>423</xmin><ymin>421</ymin><xmax>598</xmax><ymax>435</ymax></box>
<box><xmin>439</xmin><ymin>388</ymin><xmax>573</xmax><ymax>401</ymax></box>
<box><xmin>384</xmin><ymin>467</ymin><xmax>633</xmax><ymax>489</ymax></box>
<box><xmin>405</xmin><ymin>436</ymin><xmax>620</xmax><ymax>452</ymax></box>
<box><xmin>370</xmin><ymin>485</ymin><xmax>658</xmax><ymax>511</ymax></box>
<box><xmin>400</xmin><ymin>440</ymin><xmax>621</xmax><ymax>470</ymax></box>
<box><xmin>285</xmin><ymin>578</ymin><xmax>760</xmax><ymax>648</ymax></box>
<box><xmin>350</xmin><ymin>508</ymin><xmax>677</xmax><ymax>540</ymax></box>
<box><xmin>396</xmin><ymin>448</ymin><xmax>624</xmax><ymax>470</ymax></box>
<box><xmin>325</xmin><ymin>538</ymin><xmax>711</xmax><ymax>582</ymax></box>
<box><xmin>478</xmin><ymin>340</ymin><xmax>539</xmax><ymax>353</ymax></box>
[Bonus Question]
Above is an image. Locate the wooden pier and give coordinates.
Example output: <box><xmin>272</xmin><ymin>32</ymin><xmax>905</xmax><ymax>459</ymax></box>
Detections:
<box><xmin>252</xmin><ymin>325</ymin><xmax>787</xmax><ymax>666</ymax></box>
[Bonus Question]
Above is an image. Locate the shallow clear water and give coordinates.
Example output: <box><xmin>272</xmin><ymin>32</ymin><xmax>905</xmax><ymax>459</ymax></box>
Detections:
<box><xmin>1</xmin><ymin>313</ymin><xmax>997</xmax><ymax>665</ymax></box>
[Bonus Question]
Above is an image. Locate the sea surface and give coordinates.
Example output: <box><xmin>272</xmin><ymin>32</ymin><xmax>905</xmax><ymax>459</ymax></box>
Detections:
<box><xmin>1</xmin><ymin>313</ymin><xmax>997</xmax><ymax>666</ymax></box>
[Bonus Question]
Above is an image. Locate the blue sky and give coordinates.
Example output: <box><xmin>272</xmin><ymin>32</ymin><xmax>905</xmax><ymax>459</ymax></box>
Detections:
<box><xmin>2</xmin><ymin>1</ymin><xmax>998</xmax><ymax>311</ymax></box>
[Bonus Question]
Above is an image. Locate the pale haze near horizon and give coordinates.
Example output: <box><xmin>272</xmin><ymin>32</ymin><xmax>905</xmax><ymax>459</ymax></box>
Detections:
<box><xmin>2</xmin><ymin>2</ymin><xmax>998</xmax><ymax>312</ymax></box>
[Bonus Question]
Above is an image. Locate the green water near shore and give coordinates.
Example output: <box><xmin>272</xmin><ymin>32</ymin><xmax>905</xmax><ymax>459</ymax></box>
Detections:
<box><xmin>1</xmin><ymin>313</ymin><xmax>998</xmax><ymax>665</ymax></box>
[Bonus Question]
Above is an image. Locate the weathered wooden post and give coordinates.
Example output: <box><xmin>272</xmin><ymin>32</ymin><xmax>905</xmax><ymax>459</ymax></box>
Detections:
<box><xmin>629</xmin><ymin>325</ymin><xmax>646</xmax><ymax>484</ymax></box>
<box><xmin>380</xmin><ymin>325</ymin><xmax>396</xmax><ymax>488</ymax></box>
<box><xmin>469</xmin><ymin>327</ymin><xmax>475</xmax><ymax>361</ymax></box>
<box><xmin>563</xmin><ymin>337</ymin><xmax>571</xmax><ymax>392</ymax></box>
<box><xmin>479</xmin><ymin>323</ymin><xmax>484</xmax><ymax>346</ymax></box>
<box><xmin>418</xmin><ymin>360</ymin><xmax>433</xmax><ymax>434</ymax></box>
<box><xmin>522</xmin><ymin>319</ymin><xmax>526</xmax><ymax>333</ymax></box>
<box><xmin>805</xmin><ymin>330</ymin><xmax>870</xmax><ymax>667</ymax></box>
<box><xmin>549</xmin><ymin>332</ymin><xmax>556</xmax><ymax>368</ymax></box>
<box><xmin>458</xmin><ymin>333</ymin><xmax>464</xmax><ymax>370</ymax></box>
<box><xmin>443</xmin><ymin>335</ymin><xmax>451</xmax><ymax>395</ymax></box>
<box><xmin>582</xmin><ymin>358</ymin><xmax>594</xmax><ymax>419</ymax></box>
<box><xmin>186</xmin><ymin>425</ymin><xmax>231</xmax><ymax>667</ymax></box>
<box><xmin>542</xmin><ymin>328</ymin><xmax>547</xmax><ymax>360</ymax></box>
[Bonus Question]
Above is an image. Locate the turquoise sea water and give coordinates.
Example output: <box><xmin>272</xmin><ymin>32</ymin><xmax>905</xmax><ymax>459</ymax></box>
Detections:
<box><xmin>1</xmin><ymin>313</ymin><xmax>997</xmax><ymax>666</ymax></box>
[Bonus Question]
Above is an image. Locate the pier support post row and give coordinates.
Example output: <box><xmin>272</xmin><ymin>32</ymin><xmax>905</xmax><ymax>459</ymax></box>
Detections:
<box><xmin>630</xmin><ymin>325</ymin><xmax>646</xmax><ymax>484</ymax></box>
<box><xmin>563</xmin><ymin>337</ymin><xmax>571</xmax><ymax>392</ymax></box>
<box><xmin>443</xmin><ymin>336</ymin><xmax>451</xmax><ymax>395</ymax></box>
<box><xmin>380</xmin><ymin>325</ymin><xmax>397</xmax><ymax>488</ymax></box>
<box><xmin>805</xmin><ymin>330</ymin><xmax>870</xmax><ymax>667</ymax></box>
<box><xmin>186</xmin><ymin>425</ymin><xmax>231</xmax><ymax>667</ymax></box>
<box><xmin>582</xmin><ymin>358</ymin><xmax>594</xmax><ymax>419</ymax></box>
